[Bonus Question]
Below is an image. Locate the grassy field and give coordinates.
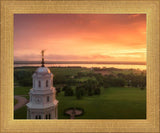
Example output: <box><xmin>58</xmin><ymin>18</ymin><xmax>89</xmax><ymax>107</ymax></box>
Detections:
<box><xmin>14</xmin><ymin>86</ymin><xmax>146</xmax><ymax>119</ymax></box>
<box><xmin>14</xmin><ymin>86</ymin><xmax>30</xmax><ymax>99</ymax></box>
<box><xmin>14</xmin><ymin>106</ymin><xmax>27</xmax><ymax>119</ymax></box>
<box><xmin>58</xmin><ymin>87</ymin><xmax>146</xmax><ymax>119</ymax></box>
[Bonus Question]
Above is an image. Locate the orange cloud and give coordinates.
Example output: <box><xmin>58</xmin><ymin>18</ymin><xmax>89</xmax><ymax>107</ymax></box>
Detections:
<box><xmin>14</xmin><ymin>14</ymin><xmax>146</xmax><ymax>62</ymax></box>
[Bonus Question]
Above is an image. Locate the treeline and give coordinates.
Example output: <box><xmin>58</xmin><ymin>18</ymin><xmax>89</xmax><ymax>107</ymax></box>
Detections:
<box><xmin>14</xmin><ymin>70</ymin><xmax>33</xmax><ymax>86</ymax></box>
<box><xmin>60</xmin><ymin>79</ymin><xmax>101</xmax><ymax>99</ymax></box>
<box><xmin>72</xmin><ymin>71</ymin><xmax>146</xmax><ymax>89</ymax></box>
<box><xmin>55</xmin><ymin>71</ymin><xmax>146</xmax><ymax>99</ymax></box>
<box><xmin>14</xmin><ymin>67</ymin><xmax>146</xmax><ymax>100</ymax></box>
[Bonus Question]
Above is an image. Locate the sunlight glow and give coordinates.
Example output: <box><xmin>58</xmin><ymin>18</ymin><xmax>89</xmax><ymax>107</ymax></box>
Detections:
<box><xmin>14</xmin><ymin>14</ymin><xmax>146</xmax><ymax>62</ymax></box>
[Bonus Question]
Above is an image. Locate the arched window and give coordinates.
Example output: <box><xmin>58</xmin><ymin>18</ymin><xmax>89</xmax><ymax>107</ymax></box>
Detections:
<box><xmin>49</xmin><ymin>114</ymin><xmax>51</xmax><ymax>119</ymax></box>
<box><xmin>36</xmin><ymin>115</ymin><xmax>41</xmax><ymax>119</ymax></box>
<box><xmin>45</xmin><ymin>114</ymin><xmax>51</xmax><ymax>119</ymax></box>
<box><xmin>45</xmin><ymin>114</ymin><xmax>48</xmax><ymax>119</ymax></box>
<box><xmin>47</xmin><ymin>96</ymin><xmax>50</xmax><ymax>102</ymax></box>
<box><xmin>35</xmin><ymin>115</ymin><xmax>38</xmax><ymax>119</ymax></box>
<box><xmin>46</xmin><ymin>80</ymin><xmax>48</xmax><ymax>87</ymax></box>
<box><xmin>38</xmin><ymin>80</ymin><xmax>41</xmax><ymax>88</ymax></box>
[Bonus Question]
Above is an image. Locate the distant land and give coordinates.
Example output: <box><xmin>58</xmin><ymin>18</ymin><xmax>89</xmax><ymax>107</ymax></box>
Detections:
<box><xmin>14</xmin><ymin>61</ymin><xmax>146</xmax><ymax>65</ymax></box>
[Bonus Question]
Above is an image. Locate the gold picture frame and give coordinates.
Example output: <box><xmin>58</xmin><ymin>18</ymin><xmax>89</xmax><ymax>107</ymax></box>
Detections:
<box><xmin>0</xmin><ymin>0</ymin><xmax>159</xmax><ymax>132</ymax></box>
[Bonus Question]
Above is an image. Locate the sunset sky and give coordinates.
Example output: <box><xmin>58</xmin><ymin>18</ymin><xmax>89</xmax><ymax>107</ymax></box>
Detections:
<box><xmin>14</xmin><ymin>14</ymin><xmax>146</xmax><ymax>62</ymax></box>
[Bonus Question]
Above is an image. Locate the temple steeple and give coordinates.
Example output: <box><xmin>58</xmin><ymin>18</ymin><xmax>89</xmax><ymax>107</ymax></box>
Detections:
<box><xmin>41</xmin><ymin>50</ymin><xmax>45</xmax><ymax>67</ymax></box>
<box><xmin>26</xmin><ymin>50</ymin><xmax>58</xmax><ymax>119</ymax></box>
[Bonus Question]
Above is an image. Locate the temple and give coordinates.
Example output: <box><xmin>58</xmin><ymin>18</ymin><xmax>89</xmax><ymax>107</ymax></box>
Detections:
<box><xmin>26</xmin><ymin>50</ymin><xmax>58</xmax><ymax>119</ymax></box>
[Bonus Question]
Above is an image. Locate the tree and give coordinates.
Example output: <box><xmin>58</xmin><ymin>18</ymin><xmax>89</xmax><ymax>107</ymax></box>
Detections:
<box><xmin>94</xmin><ymin>88</ymin><xmax>101</xmax><ymax>95</ymax></box>
<box><xmin>14</xmin><ymin>69</ymin><xmax>33</xmax><ymax>87</ymax></box>
<box><xmin>75</xmin><ymin>86</ymin><xmax>85</xmax><ymax>99</ymax></box>
<box><xmin>83</xmin><ymin>79</ymin><xmax>99</xmax><ymax>96</ymax></box>
<box><xmin>114</xmin><ymin>78</ymin><xmax>126</xmax><ymax>87</ymax></box>
<box><xmin>19</xmin><ymin>78</ymin><xmax>32</xmax><ymax>86</ymax></box>
<box><xmin>54</xmin><ymin>74</ymin><xmax>67</xmax><ymax>84</ymax></box>
<box><xmin>64</xmin><ymin>86</ymin><xmax>74</xmax><ymax>96</ymax></box>
<box><xmin>56</xmin><ymin>87</ymin><xmax>61</xmax><ymax>96</ymax></box>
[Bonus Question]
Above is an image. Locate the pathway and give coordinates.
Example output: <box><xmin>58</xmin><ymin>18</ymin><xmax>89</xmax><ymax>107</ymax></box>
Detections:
<box><xmin>14</xmin><ymin>95</ymin><xmax>28</xmax><ymax>111</ymax></box>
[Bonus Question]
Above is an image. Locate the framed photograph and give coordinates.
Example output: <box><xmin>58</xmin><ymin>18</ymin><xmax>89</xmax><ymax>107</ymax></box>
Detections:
<box><xmin>0</xmin><ymin>0</ymin><xmax>159</xmax><ymax>132</ymax></box>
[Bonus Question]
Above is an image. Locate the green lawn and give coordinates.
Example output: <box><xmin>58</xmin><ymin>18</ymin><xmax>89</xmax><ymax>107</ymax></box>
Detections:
<box><xmin>14</xmin><ymin>106</ymin><xmax>27</xmax><ymax>119</ymax></box>
<box><xmin>14</xmin><ymin>86</ymin><xmax>146</xmax><ymax>119</ymax></box>
<box><xmin>14</xmin><ymin>86</ymin><xmax>29</xmax><ymax>119</ymax></box>
<box><xmin>57</xmin><ymin>87</ymin><xmax>146</xmax><ymax>119</ymax></box>
<box><xmin>14</xmin><ymin>86</ymin><xmax>30</xmax><ymax>99</ymax></box>
<box><xmin>14</xmin><ymin>86</ymin><xmax>30</xmax><ymax>96</ymax></box>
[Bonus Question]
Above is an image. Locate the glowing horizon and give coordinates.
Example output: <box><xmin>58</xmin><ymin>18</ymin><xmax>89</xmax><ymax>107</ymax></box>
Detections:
<box><xmin>14</xmin><ymin>14</ymin><xmax>146</xmax><ymax>62</ymax></box>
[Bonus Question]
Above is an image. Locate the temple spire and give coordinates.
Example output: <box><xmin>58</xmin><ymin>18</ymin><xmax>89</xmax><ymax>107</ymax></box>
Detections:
<box><xmin>41</xmin><ymin>50</ymin><xmax>45</xmax><ymax>67</ymax></box>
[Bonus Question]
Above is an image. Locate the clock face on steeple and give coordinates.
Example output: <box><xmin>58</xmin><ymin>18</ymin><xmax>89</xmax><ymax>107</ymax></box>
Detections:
<box><xmin>35</xmin><ymin>96</ymin><xmax>41</xmax><ymax>104</ymax></box>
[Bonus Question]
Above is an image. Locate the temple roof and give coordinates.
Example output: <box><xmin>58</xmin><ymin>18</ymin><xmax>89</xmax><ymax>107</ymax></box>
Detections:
<box><xmin>36</xmin><ymin>67</ymin><xmax>51</xmax><ymax>74</ymax></box>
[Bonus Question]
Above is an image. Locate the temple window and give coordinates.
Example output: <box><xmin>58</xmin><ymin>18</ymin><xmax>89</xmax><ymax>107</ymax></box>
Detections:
<box><xmin>36</xmin><ymin>115</ymin><xmax>41</xmax><ymax>119</ymax></box>
<box><xmin>46</xmin><ymin>80</ymin><xmax>48</xmax><ymax>87</ymax></box>
<box><xmin>38</xmin><ymin>80</ymin><xmax>41</xmax><ymax>88</ymax></box>
<box><xmin>49</xmin><ymin>114</ymin><xmax>51</xmax><ymax>119</ymax></box>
